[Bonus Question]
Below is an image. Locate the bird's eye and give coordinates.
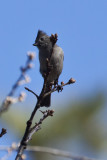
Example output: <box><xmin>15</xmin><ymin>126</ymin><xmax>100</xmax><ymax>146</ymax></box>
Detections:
<box><xmin>40</xmin><ymin>37</ymin><xmax>44</xmax><ymax>41</ymax></box>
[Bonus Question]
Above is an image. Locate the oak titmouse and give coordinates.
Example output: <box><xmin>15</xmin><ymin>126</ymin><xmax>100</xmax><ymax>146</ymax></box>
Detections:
<box><xmin>33</xmin><ymin>30</ymin><xmax>64</xmax><ymax>107</ymax></box>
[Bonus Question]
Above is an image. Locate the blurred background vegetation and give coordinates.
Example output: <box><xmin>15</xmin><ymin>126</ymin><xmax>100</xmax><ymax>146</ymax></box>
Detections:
<box><xmin>1</xmin><ymin>89</ymin><xmax>107</xmax><ymax>160</ymax></box>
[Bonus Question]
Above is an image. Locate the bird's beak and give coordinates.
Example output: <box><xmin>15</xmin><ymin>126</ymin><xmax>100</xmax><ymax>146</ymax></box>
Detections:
<box><xmin>33</xmin><ymin>42</ymin><xmax>38</xmax><ymax>46</ymax></box>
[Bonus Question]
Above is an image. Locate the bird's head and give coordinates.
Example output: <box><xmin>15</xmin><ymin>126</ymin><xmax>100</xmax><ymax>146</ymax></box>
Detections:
<box><xmin>33</xmin><ymin>30</ymin><xmax>52</xmax><ymax>49</ymax></box>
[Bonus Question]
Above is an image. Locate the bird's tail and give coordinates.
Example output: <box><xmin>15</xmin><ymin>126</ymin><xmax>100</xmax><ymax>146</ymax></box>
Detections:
<box><xmin>41</xmin><ymin>84</ymin><xmax>51</xmax><ymax>107</ymax></box>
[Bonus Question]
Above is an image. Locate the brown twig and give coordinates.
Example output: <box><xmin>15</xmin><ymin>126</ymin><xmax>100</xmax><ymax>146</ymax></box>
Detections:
<box><xmin>26</xmin><ymin>110</ymin><xmax>54</xmax><ymax>142</ymax></box>
<box><xmin>24</xmin><ymin>87</ymin><xmax>39</xmax><ymax>99</ymax></box>
<box><xmin>44</xmin><ymin>78</ymin><xmax>76</xmax><ymax>98</ymax></box>
<box><xmin>0</xmin><ymin>128</ymin><xmax>7</xmax><ymax>138</ymax></box>
<box><xmin>24</xmin><ymin>78</ymin><xmax>76</xmax><ymax>103</ymax></box>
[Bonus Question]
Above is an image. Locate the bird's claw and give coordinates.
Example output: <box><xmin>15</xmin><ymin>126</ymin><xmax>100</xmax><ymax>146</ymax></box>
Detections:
<box><xmin>57</xmin><ymin>85</ymin><xmax>63</xmax><ymax>92</ymax></box>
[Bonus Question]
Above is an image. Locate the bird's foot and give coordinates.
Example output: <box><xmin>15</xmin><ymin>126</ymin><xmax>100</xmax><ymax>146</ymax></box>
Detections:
<box><xmin>57</xmin><ymin>85</ymin><xmax>63</xmax><ymax>92</ymax></box>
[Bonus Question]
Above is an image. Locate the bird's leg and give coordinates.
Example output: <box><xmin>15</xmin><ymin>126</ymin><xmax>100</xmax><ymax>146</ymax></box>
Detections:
<box><xmin>54</xmin><ymin>78</ymin><xmax>58</xmax><ymax>86</ymax></box>
<box><xmin>57</xmin><ymin>85</ymin><xmax>63</xmax><ymax>92</ymax></box>
<box><xmin>54</xmin><ymin>79</ymin><xmax>58</xmax><ymax>88</ymax></box>
<box><xmin>54</xmin><ymin>79</ymin><xmax>63</xmax><ymax>92</ymax></box>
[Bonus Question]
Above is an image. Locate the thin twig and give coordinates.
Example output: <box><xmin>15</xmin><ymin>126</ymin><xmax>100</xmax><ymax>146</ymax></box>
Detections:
<box><xmin>27</xmin><ymin>110</ymin><xmax>54</xmax><ymax>142</ymax></box>
<box><xmin>25</xmin><ymin>87</ymin><xmax>39</xmax><ymax>99</ymax></box>
<box><xmin>24</xmin><ymin>78</ymin><xmax>76</xmax><ymax>101</ymax></box>
<box><xmin>0</xmin><ymin>128</ymin><xmax>7</xmax><ymax>138</ymax></box>
<box><xmin>26</xmin><ymin>146</ymin><xmax>98</xmax><ymax>160</ymax></box>
<box><xmin>0</xmin><ymin>145</ymin><xmax>99</xmax><ymax>160</ymax></box>
<box><xmin>44</xmin><ymin>78</ymin><xmax>76</xmax><ymax>98</ymax></box>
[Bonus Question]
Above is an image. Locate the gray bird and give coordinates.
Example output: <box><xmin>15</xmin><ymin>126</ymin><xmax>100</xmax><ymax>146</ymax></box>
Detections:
<box><xmin>33</xmin><ymin>30</ymin><xmax>64</xmax><ymax>107</ymax></box>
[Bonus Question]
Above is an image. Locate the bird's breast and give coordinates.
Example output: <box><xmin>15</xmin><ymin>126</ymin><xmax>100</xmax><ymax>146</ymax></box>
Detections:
<box><xmin>39</xmin><ymin>46</ymin><xmax>64</xmax><ymax>82</ymax></box>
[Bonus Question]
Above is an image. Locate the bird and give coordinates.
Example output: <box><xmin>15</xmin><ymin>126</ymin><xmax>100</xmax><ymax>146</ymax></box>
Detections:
<box><xmin>33</xmin><ymin>30</ymin><xmax>64</xmax><ymax>107</ymax></box>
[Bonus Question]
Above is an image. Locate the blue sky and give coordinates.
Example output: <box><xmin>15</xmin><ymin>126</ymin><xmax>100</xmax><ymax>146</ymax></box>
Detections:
<box><xmin>0</xmin><ymin>0</ymin><xmax>107</xmax><ymax>104</ymax></box>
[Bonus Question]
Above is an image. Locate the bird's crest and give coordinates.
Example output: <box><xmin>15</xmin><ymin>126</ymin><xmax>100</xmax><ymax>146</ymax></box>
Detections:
<box><xmin>37</xmin><ymin>30</ymin><xmax>48</xmax><ymax>38</ymax></box>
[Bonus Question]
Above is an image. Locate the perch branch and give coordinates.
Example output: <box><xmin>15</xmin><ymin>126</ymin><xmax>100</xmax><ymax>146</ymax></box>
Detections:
<box><xmin>15</xmin><ymin>33</ymin><xmax>58</xmax><ymax>160</ymax></box>
<box><xmin>15</xmin><ymin>33</ymin><xmax>76</xmax><ymax>160</ymax></box>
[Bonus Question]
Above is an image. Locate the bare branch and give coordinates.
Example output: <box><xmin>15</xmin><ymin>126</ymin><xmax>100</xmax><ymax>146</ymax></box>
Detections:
<box><xmin>25</xmin><ymin>87</ymin><xmax>39</xmax><ymax>99</ymax></box>
<box><xmin>43</xmin><ymin>78</ymin><xmax>76</xmax><ymax>98</ymax></box>
<box><xmin>0</xmin><ymin>145</ymin><xmax>99</xmax><ymax>160</ymax></box>
<box><xmin>27</xmin><ymin>110</ymin><xmax>54</xmax><ymax>142</ymax></box>
<box><xmin>26</xmin><ymin>146</ymin><xmax>98</xmax><ymax>160</ymax></box>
